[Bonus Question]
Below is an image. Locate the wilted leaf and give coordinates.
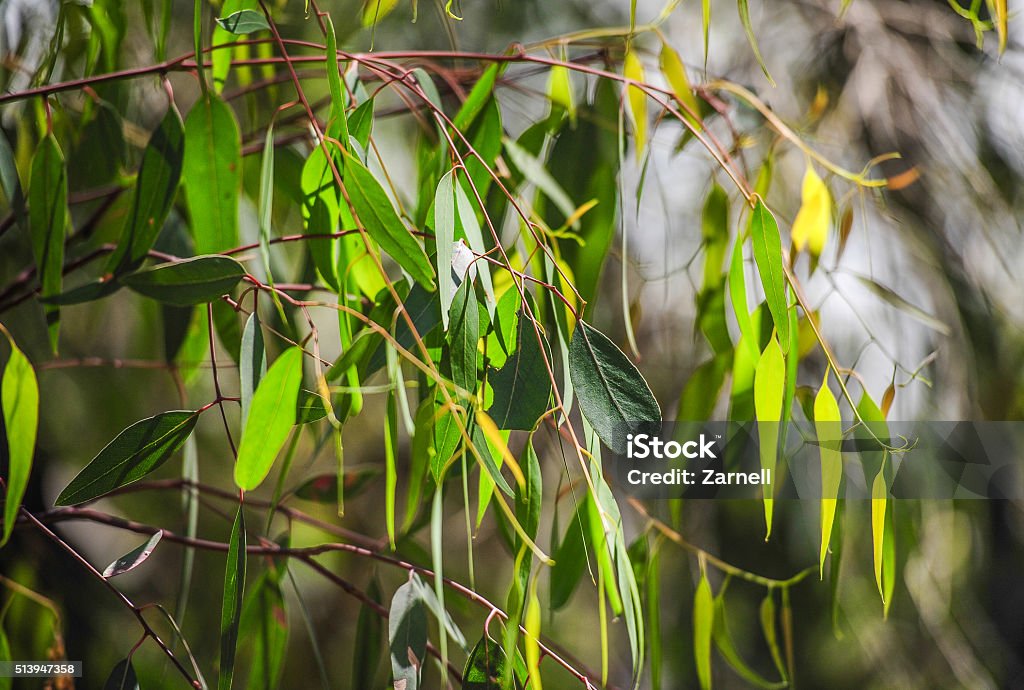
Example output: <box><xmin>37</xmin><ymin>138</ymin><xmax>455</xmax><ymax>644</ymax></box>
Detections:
<box><xmin>56</xmin><ymin>411</ymin><xmax>198</xmax><ymax>506</ymax></box>
<box><xmin>102</xmin><ymin>531</ymin><xmax>162</xmax><ymax>578</ymax></box>
<box><xmin>103</xmin><ymin>658</ymin><xmax>139</xmax><ymax>690</ymax></box>
<box><xmin>814</xmin><ymin>369</ymin><xmax>843</xmax><ymax>577</ymax></box>
<box><xmin>122</xmin><ymin>255</ymin><xmax>245</xmax><ymax>306</ymax></box>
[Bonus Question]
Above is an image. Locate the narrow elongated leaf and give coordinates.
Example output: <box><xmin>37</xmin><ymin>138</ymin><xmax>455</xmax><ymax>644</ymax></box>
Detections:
<box><xmin>754</xmin><ymin>335</ymin><xmax>784</xmax><ymax>538</ymax></box>
<box><xmin>123</xmin><ymin>255</ymin><xmax>245</xmax><ymax>306</ymax></box>
<box><xmin>234</xmin><ymin>347</ymin><xmax>303</xmax><ymax>490</ymax></box>
<box><xmin>216</xmin><ymin>8</ymin><xmax>268</xmax><ymax>33</ymax></box>
<box><xmin>855</xmin><ymin>275</ymin><xmax>951</xmax><ymax>335</ymax></box>
<box><xmin>28</xmin><ymin>134</ymin><xmax>67</xmax><ymax>351</ymax></box>
<box><xmin>693</xmin><ymin>574</ymin><xmax>714</xmax><ymax>690</ymax></box>
<box><xmin>1</xmin><ymin>339</ymin><xmax>38</xmax><ymax>544</ymax></box>
<box><xmin>568</xmin><ymin>320</ymin><xmax>661</xmax><ymax>454</ymax></box>
<box><xmin>791</xmin><ymin>165</ymin><xmax>830</xmax><ymax>258</ymax></box>
<box><xmin>524</xmin><ymin>590</ymin><xmax>543</xmax><ymax>690</ymax></box>
<box><xmin>750</xmin><ymin>201</ymin><xmax>790</xmax><ymax>353</ymax></box>
<box><xmin>550</xmin><ymin>498</ymin><xmax>589</xmax><ymax>609</ymax></box>
<box><xmin>102</xmin><ymin>531</ymin><xmax>162</xmax><ymax>578</ymax></box>
<box><xmin>470</xmin><ymin>419</ymin><xmax>513</xmax><ymax>498</ymax></box>
<box><xmin>184</xmin><ymin>93</ymin><xmax>241</xmax><ymax>253</ymax></box>
<box><xmin>353</xmin><ymin>578</ymin><xmax>384</xmax><ymax>687</ymax></box>
<box><xmin>240</xmin><ymin>312</ymin><xmax>266</xmax><ymax>426</ymax></box>
<box><xmin>389</xmin><ymin>576</ymin><xmax>427</xmax><ymax>690</ymax></box>
<box><xmin>106</xmin><ymin>105</ymin><xmax>185</xmax><ymax>273</ymax></box>
<box><xmin>219</xmin><ymin>506</ymin><xmax>246</xmax><ymax>690</ymax></box>
<box><xmin>0</xmin><ymin>626</ymin><xmax>9</xmax><ymax>690</ymax></box>
<box><xmin>103</xmin><ymin>659</ymin><xmax>139</xmax><ymax>690</ymax></box>
<box><xmin>814</xmin><ymin>370</ymin><xmax>843</xmax><ymax>577</ymax></box>
<box><xmin>448</xmin><ymin>277</ymin><xmax>479</xmax><ymax>395</ymax></box>
<box><xmin>342</xmin><ymin>151</ymin><xmax>435</xmax><ymax>290</ymax></box>
<box><xmin>56</xmin><ymin>411</ymin><xmax>198</xmax><ymax>506</ymax></box>
<box><xmin>660</xmin><ymin>42</ymin><xmax>700</xmax><ymax>127</ymax></box>
<box><xmin>487</xmin><ymin>311</ymin><xmax>552</xmax><ymax>431</ymax></box>
<box><xmin>434</xmin><ymin>171</ymin><xmax>457</xmax><ymax>326</ymax></box>
<box><xmin>623</xmin><ymin>48</ymin><xmax>647</xmax><ymax>161</ymax></box>
<box><xmin>737</xmin><ymin>0</ymin><xmax>775</xmax><ymax>85</ymax></box>
<box><xmin>503</xmin><ymin>137</ymin><xmax>577</xmax><ymax>223</ymax></box>
<box><xmin>547</xmin><ymin>65</ymin><xmax>575</xmax><ymax>121</ymax></box>
<box><xmin>454</xmin><ymin>181</ymin><xmax>496</xmax><ymax>316</ymax></box>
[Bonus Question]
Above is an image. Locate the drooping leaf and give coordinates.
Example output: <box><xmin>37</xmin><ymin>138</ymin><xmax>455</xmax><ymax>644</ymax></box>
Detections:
<box><xmin>871</xmin><ymin>459</ymin><xmax>888</xmax><ymax>602</ymax></box>
<box><xmin>750</xmin><ymin>200</ymin><xmax>790</xmax><ymax>353</ymax></box>
<box><xmin>240</xmin><ymin>312</ymin><xmax>266</xmax><ymax>426</ymax></box>
<box><xmin>389</xmin><ymin>576</ymin><xmax>427</xmax><ymax>690</ymax></box>
<box><xmin>434</xmin><ymin>170</ymin><xmax>458</xmax><ymax>326</ymax></box>
<box><xmin>754</xmin><ymin>334</ymin><xmax>784</xmax><ymax>538</ymax></box>
<box><xmin>623</xmin><ymin>48</ymin><xmax>647</xmax><ymax>161</ymax></box>
<box><xmin>215</xmin><ymin>8</ymin><xmax>268</xmax><ymax>34</ymax></box>
<box><xmin>547</xmin><ymin>65</ymin><xmax>575</xmax><ymax>122</ymax></box>
<box><xmin>550</xmin><ymin>497</ymin><xmax>589</xmax><ymax>610</ymax></box>
<box><xmin>712</xmin><ymin>596</ymin><xmax>787</xmax><ymax>689</ymax></box>
<box><xmin>342</xmin><ymin>151</ymin><xmax>435</xmax><ymax>290</ymax></box>
<box><xmin>234</xmin><ymin>347</ymin><xmax>303</xmax><ymax>490</ymax></box>
<box><xmin>106</xmin><ymin>105</ymin><xmax>185</xmax><ymax>273</ymax></box>
<box><xmin>503</xmin><ymin>137</ymin><xmax>577</xmax><ymax>224</ymax></box>
<box><xmin>487</xmin><ymin>311</ymin><xmax>552</xmax><ymax>431</ymax></box>
<box><xmin>791</xmin><ymin>165</ymin><xmax>830</xmax><ymax>258</ymax></box>
<box><xmin>660</xmin><ymin>42</ymin><xmax>701</xmax><ymax>127</ymax></box>
<box><xmin>453</xmin><ymin>64</ymin><xmax>499</xmax><ymax>131</ymax></box>
<box><xmin>103</xmin><ymin>658</ymin><xmax>139</xmax><ymax>690</ymax></box>
<box><xmin>855</xmin><ymin>275</ymin><xmax>951</xmax><ymax>336</ymax></box>
<box><xmin>760</xmin><ymin>593</ymin><xmax>787</xmax><ymax>682</ymax></box>
<box><xmin>219</xmin><ymin>505</ymin><xmax>246</xmax><ymax>690</ymax></box>
<box><xmin>568</xmin><ymin>320</ymin><xmax>661</xmax><ymax>454</ymax></box>
<box><xmin>102</xmin><ymin>531</ymin><xmax>163</xmax><ymax>578</ymax></box>
<box><xmin>454</xmin><ymin>180</ymin><xmax>496</xmax><ymax>316</ymax></box>
<box><xmin>1</xmin><ymin>337</ymin><xmax>38</xmax><ymax>544</ymax></box>
<box><xmin>240</xmin><ymin>572</ymin><xmax>288</xmax><ymax>690</ymax></box>
<box><xmin>122</xmin><ymin>255</ymin><xmax>245</xmax><ymax>306</ymax></box>
<box><xmin>694</xmin><ymin>574</ymin><xmax>714</xmax><ymax>690</ymax></box>
<box><xmin>56</xmin><ymin>411</ymin><xmax>198</xmax><ymax>506</ymax></box>
<box><xmin>28</xmin><ymin>134</ymin><xmax>67</xmax><ymax>351</ymax></box>
<box><xmin>448</xmin><ymin>277</ymin><xmax>480</xmax><ymax>396</ymax></box>
<box><xmin>470</xmin><ymin>417</ymin><xmax>514</xmax><ymax>498</ymax></box>
<box><xmin>463</xmin><ymin>635</ymin><xmax>518</xmax><ymax>690</ymax></box>
<box><xmin>184</xmin><ymin>93</ymin><xmax>242</xmax><ymax>253</ymax></box>
<box><xmin>524</xmin><ymin>590</ymin><xmax>543</xmax><ymax>690</ymax></box>
<box><xmin>737</xmin><ymin>0</ymin><xmax>775</xmax><ymax>85</ymax></box>
<box><xmin>361</xmin><ymin>0</ymin><xmax>400</xmax><ymax>27</ymax></box>
<box><xmin>814</xmin><ymin>369</ymin><xmax>843</xmax><ymax>577</ymax></box>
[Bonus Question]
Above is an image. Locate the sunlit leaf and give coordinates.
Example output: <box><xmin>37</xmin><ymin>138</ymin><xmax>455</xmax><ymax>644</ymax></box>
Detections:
<box><xmin>814</xmin><ymin>369</ymin><xmax>843</xmax><ymax>577</ymax></box>
<box><xmin>234</xmin><ymin>347</ymin><xmax>303</xmax><ymax>491</ymax></box>
<box><xmin>547</xmin><ymin>65</ymin><xmax>575</xmax><ymax>122</ymax></box>
<box><xmin>434</xmin><ymin>170</ymin><xmax>458</xmax><ymax>326</ymax></box>
<box><xmin>102</xmin><ymin>531</ymin><xmax>162</xmax><ymax>578</ymax></box>
<box><xmin>693</xmin><ymin>573</ymin><xmax>713</xmax><ymax>690</ymax></box>
<box><xmin>1</xmin><ymin>336</ymin><xmax>38</xmax><ymax>545</ymax></box>
<box><xmin>219</xmin><ymin>505</ymin><xmax>246</xmax><ymax>690</ymax></box>
<box><xmin>28</xmin><ymin>134</ymin><xmax>67</xmax><ymax>352</ymax></box>
<box><xmin>659</xmin><ymin>42</ymin><xmax>700</xmax><ymax>127</ymax></box>
<box><xmin>871</xmin><ymin>460</ymin><xmax>888</xmax><ymax>602</ymax></box>
<box><xmin>790</xmin><ymin>165</ymin><xmax>830</xmax><ymax>258</ymax></box>
<box><xmin>56</xmin><ymin>411</ymin><xmax>198</xmax><ymax>506</ymax></box>
<box><xmin>122</xmin><ymin>255</ymin><xmax>245</xmax><ymax>306</ymax></box>
<box><xmin>623</xmin><ymin>48</ymin><xmax>647</xmax><ymax>161</ymax></box>
<box><xmin>750</xmin><ymin>200</ymin><xmax>790</xmax><ymax>353</ymax></box>
<box><xmin>463</xmin><ymin>634</ymin><xmax>518</xmax><ymax>690</ymax></box>
<box><xmin>568</xmin><ymin>320</ymin><xmax>661</xmax><ymax>454</ymax></box>
<box><xmin>361</xmin><ymin>0</ymin><xmax>399</xmax><ymax>27</ymax></box>
<box><xmin>754</xmin><ymin>334</ymin><xmax>784</xmax><ymax>538</ymax></box>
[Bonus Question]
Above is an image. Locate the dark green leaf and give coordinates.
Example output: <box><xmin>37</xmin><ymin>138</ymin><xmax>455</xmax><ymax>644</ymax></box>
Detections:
<box><xmin>240</xmin><ymin>573</ymin><xmax>288</xmax><ymax>690</ymax></box>
<box><xmin>568</xmin><ymin>320</ymin><xmax>661</xmax><ymax>454</ymax></box>
<box><xmin>434</xmin><ymin>171</ymin><xmax>457</xmax><ymax>326</ymax></box>
<box><xmin>234</xmin><ymin>347</ymin><xmax>303</xmax><ymax>491</ymax></box>
<box><xmin>486</xmin><ymin>312</ymin><xmax>552</xmax><ymax>431</ymax></box>
<box><xmin>183</xmin><ymin>93</ymin><xmax>242</xmax><ymax>253</ymax></box>
<box><xmin>342</xmin><ymin>150</ymin><xmax>435</xmax><ymax>290</ymax></box>
<box><xmin>349</xmin><ymin>99</ymin><xmax>375</xmax><ymax>150</ymax></box>
<box><xmin>103</xmin><ymin>659</ymin><xmax>139</xmax><ymax>690</ymax></box>
<box><xmin>240</xmin><ymin>312</ymin><xmax>266</xmax><ymax>426</ymax></box>
<box><xmin>463</xmin><ymin>635</ymin><xmax>520</xmax><ymax>690</ymax></box>
<box><xmin>296</xmin><ymin>389</ymin><xmax>327</xmax><ymax>424</ymax></box>
<box><xmin>389</xmin><ymin>576</ymin><xmax>427</xmax><ymax>690</ymax></box>
<box><xmin>713</xmin><ymin>596</ymin><xmax>787</xmax><ymax>688</ymax></box>
<box><xmin>106</xmin><ymin>105</ymin><xmax>185</xmax><ymax>273</ymax></box>
<box><xmin>122</xmin><ymin>255</ymin><xmax>245</xmax><ymax>306</ymax></box>
<box><xmin>219</xmin><ymin>505</ymin><xmax>246</xmax><ymax>690</ymax></box>
<box><xmin>102</xmin><ymin>531</ymin><xmax>162</xmax><ymax>578</ymax></box>
<box><xmin>56</xmin><ymin>411</ymin><xmax>198</xmax><ymax>506</ymax></box>
<box><xmin>750</xmin><ymin>200</ymin><xmax>790</xmax><ymax>352</ymax></box>
<box><xmin>448</xmin><ymin>277</ymin><xmax>479</xmax><ymax>394</ymax></box>
<box><xmin>453</xmin><ymin>64</ymin><xmax>499</xmax><ymax>131</ymax></box>
<box><xmin>550</xmin><ymin>497</ymin><xmax>589</xmax><ymax>610</ymax></box>
<box><xmin>470</xmin><ymin>419</ymin><xmax>512</xmax><ymax>497</ymax></box>
<box><xmin>215</xmin><ymin>8</ymin><xmax>269</xmax><ymax>34</ymax></box>
<box><xmin>28</xmin><ymin>134</ymin><xmax>67</xmax><ymax>352</ymax></box>
<box><xmin>737</xmin><ymin>0</ymin><xmax>775</xmax><ymax>85</ymax></box>
<box><xmin>1</xmin><ymin>339</ymin><xmax>38</xmax><ymax>545</ymax></box>
<box><xmin>353</xmin><ymin>578</ymin><xmax>384</xmax><ymax>687</ymax></box>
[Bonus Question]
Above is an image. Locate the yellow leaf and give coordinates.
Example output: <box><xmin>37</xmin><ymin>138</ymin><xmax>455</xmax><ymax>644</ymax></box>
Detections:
<box><xmin>525</xmin><ymin>590</ymin><xmax>543</xmax><ymax>690</ymax></box>
<box><xmin>547</xmin><ymin>65</ymin><xmax>575</xmax><ymax>123</ymax></box>
<box><xmin>623</xmin><ymin>49</ymin><xmax>647</xmax><ymax>162</ymax></box>
<box><xmin>754</xmin><ymin>334</ymin><xmax>785</xmax><ymax>539</ymax></box>
<box><xmin>791</xmin><ymin>165</ymin><xmax>831</xmax><ymax>257</ymax></box>
<box><xmin>871</xmin><ymin>462</ymin><xmax>887</xmax><ymax>600</ymax></box>
<box><xmin>814</xmin><ymin>368</ymin><xmax>842</xmax><ymax>578</ymax></box>
<box><xmin>361</xmin><ymin>0</ymin><xmax>399</xmax><ymax>27</ymax></box>
<box><xmin>659</xmin><ymin>43</ymin><xmax>700</xmax><ymax>129</ymax></box>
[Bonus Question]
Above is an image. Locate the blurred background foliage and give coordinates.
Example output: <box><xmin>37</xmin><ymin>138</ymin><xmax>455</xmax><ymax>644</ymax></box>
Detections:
<box><xmin>0</xmin><ymin>0</ymin><xmax>1022</xmax><ymax>688</ymax></box>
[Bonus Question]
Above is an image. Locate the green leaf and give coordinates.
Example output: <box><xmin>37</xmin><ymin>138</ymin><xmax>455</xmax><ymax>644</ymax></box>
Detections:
<box><xmin>28</xmin><ymin>134</ymin><xmax>67</xmax><ymax>352</ymax></box>
<box><xmin>240</xmin><ymin>312</ymin><xmax>266</xmax><ymax>426</ymax></box>
<box><xmin>234</xmin><ymin>347</ymin><xmax>303</xmax><ymax>490</ymax></box>
<box><xmin>760</xmin><ymin>593</ymin><xmax>787</xmax><ymax>681</ymax></box>
<box><xmin>434</xmin><ymin>170</ymin><xmax>457</xmax><ymax>326</ymax></box>
<box><xmin>389</xmin><ymin>576</ymin><xmax>427</xmax><ymax>690</ymax></box>
<box><xmin>216</xmin><ymin>8</ymin><xmax>268</xmax><ymax>34</ymax></box>
<box><xmin>353</xmin><ymin>579</ymin><xmax>384</xmax><ymax>687</ymax></box>
<box><xmin>349</xmin><ymin>99</ymin><xmax>375</xmax><ymax>151</ymax></box>
<box><xmin>448</xmin><ymin>277</ymin><xmax>479</xmax><ymax>395</ymax></box>
<box><xmin>103</xmin><ymin>659</ymin><xmax>139</xmax><ymax>690</ymax></box>
<box><xmin>219</xmin><ymin>505</ymin><xmax>246</xmax><ymax>690</ymax></box>
<box><xmin>470</xmin><ymin>419</ymin><xmax>513</xmax><ymax>497</ymax></box>
<box><xmin>342</xmin><ymin>150</ymin><xmax>435</xmax><ymax>290</ymax></box>
<box><xmin>56</xmin><ymin>411</ymin><xmax>198</xmax><ymax>506</ymax></box>
<box><xmin>750</xmin><ymin>200</ymin><xmax>790</xmax><ymax>353</ymax></box>
<box><xmin>754</xmin><ymin>334</ymin><xmax>784</xmax><ymax>538</ymax></box>
<box><xmin>240</xmin><ymin>573</ymin><xmax>288</xmax><ymax>690</ymax></box>
<box><xmin>487</xmin><ymin>311</ymin><xmax>552</xmax><ymax>431</ymax></box>
<box><xmin>0</xmin><ymin>625</ymin><xmax>9</xmax><ymax>690</ymax></box>
<box><xmin>463</xmin><ymin>635</ymin><xmax>519</xmax><ymax>690</ymax></box>
<box><xmin>550</xmin><ymin>498</ymin><xmax>589</xmax><ymax>610</ymax></box>
<box><xmin>1</xmin><ymin>338</ymin><xmax>38</xmax><ymax>545</ymax></box>
<box><xmin>211</xmin><ymin>1</ymin><xmax>257</xmax><ymax>90</ymax></box>
<box><xmin>296</xmin><ymin>388</ymin><xmax>328</xmax><ymax>424</ymax></box>
<box><xmin>184</xmin><ymin>93</ymin><xmax>242</xmax><ymax>253</ymax></box>
<box><xmin>694</xmin><ymin>573</ymin><xmax>714</xmax><ymax>690</ymax></box>
<box><xmin>524</xmin><ymin>590</ymin><xmax>542</xmax><ymax>689</ymax></box>
<box><xmin>854</xmin><ymin>275</ymin><xmax>951</xmax><ymax>336</ymax></box>
<box><xmin>568</xmin><ymin>320</ymin><xmax>661</xmax><ymax>454</ymax></box>
<box><xmin>712</xmin><ymin>596</ymin><xmax>787</xmax><ymax>689</ymax></box>
<box><xmin>737</xmin><ymin>0</ymin><xmax>775</xmax><ymax>86</ymax></box>
<box><xmin>122</xmin><ymin>255</ymin><xmax>245</xmax><ymax>306</ymax></box>
<box><xmin>102</xmin><ymin>531</ymin><xmax>162</xmax><ymax>578</ymax></box>
<box><xmin>503</xmin><ymin>137</ymin><xmax>577</xmax><ymax>224</ymax></box>
<box><xmin>814</xmin><ymin>369</ymin><xmax>843</xmax><ymax>577</ymax></box>
<box><xmin>454</xmin><ymin>180</ymin><xmax>496</xmax><ymax>317</ymax></box>
<box><xmin>871</xmin><ymin>459</ymin><xmax>887</xmax><ymax>602</ymax></box>
<box><xmin>106</xmin><ymin>105</ymin><xmax>185</xmax><ymax>273</ymax></box>
<box><xmin>453</xmin><ymin>64</ymin><xmax>499</xmax><ymax>131</ymax></box>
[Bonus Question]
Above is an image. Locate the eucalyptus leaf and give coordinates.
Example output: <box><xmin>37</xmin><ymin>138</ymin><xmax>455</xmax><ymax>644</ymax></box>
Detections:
<box><xmin>219</xmin><ymin>505</ymin><xmax>246</xmax><ymax>690</ymax></box>
<box><xmin>28</xmin><ymin>134</ymin><xmax>67</xmax><ymax>351</ymax></box>
<box><xmin>102</xmin><ymin>531</ymin><xmax>162</xmax><ymax>578</ymax></box>
<box><xmin>486</xmin><ymin>311</ymin><xmax>552</xmax><ymax>431</ymax></box>
<box><xmin>183</xmin><ymin>93</ymin><xmax>242</xmax><ymax>253</ymax></box>
<box><xmin>216</xmin><ymin>8</ymin><xmax>268</xmax><ymax>34</ymax></box>
<box><xmin>389</xmin><ymin>576</ymin><xmax>427</xmax><ymax>690</ymax></box>
<box><xmin>1</xmin><ymin>338</ymin><xmax>38</xmax><ymax>545</ymax></box>
<box><xmin>122</xmin><ymin>255</ymin><xmax>245</xmax><ymax>306</ymax></box>
<box><xmin>103</xmin><ymin>659</ymin><xmax>139</xmax><ymax>690</ymax></box>
<box><xmin>750</xmin><ymin>200</ymin><xmax>790</xmax><ymax>353</ymax></box>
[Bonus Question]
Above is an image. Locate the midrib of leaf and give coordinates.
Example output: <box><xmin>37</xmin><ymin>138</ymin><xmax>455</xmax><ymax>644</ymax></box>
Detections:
<box><xmin>754</xmin><ymin>207</ymin><xmax>784</xmax><ymax>320</ymax></box>
<box><xmin>579</xmin><ymin>324</ymin><xmax>630</xmax><ymax>423</ymax></box>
